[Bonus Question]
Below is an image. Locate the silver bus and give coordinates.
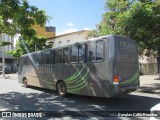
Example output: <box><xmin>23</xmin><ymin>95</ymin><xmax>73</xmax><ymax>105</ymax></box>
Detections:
<box><xmin>18</xmin><ymin>35</ymin><xmax>139</xmax><ymax>98</ymax></box>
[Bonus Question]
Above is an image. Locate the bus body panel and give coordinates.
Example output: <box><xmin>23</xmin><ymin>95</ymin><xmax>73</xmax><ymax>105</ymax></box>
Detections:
<box><xmin>111</xmin><ymin>35</ymin><xmax>139</xmax><ymax>97</ymax></box>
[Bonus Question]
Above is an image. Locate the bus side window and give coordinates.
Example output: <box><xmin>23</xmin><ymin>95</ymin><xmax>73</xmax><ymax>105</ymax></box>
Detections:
<box><xmin>63</xmin><ymin>47</ymin><xmax>69</xmax><ymax>63</ymax></box>
<box><xmin>23</xmin><ymin>56</ymin><xmax>28</xmax><ymax>66</ymax></box>
<box><xmin>96</xmin><ymin>41</ymin><xmax>104</xmax><ymax>61</ymax></box>
<box><xmin>30</xmin><ymin>53</ymin><xmax>37</xmax><ymax>65</ymax></box>
<box><xmin>56</xmin><ymin>49</ymin><xmax>63</xmax><ymax>63</ymax></box>
<box><xmin>41</xmin><ymin>51</ymin><xmax>46</xmax><ymax>64</ymax></box>
<box><xmin>18</xmin><ymin>57</ymin><xmax>23</xmax><ymax>73</ymax></box>
<box><xmin>79</xmin><ymin>44</ymin><xmax>86</xmax><ymax>63</ymax></box>
<box><xmin>37</xmin><ymin>52</ymin><xmax>41</xmax><ymax>65</ymax></box>
<box><xmin>46</xmin><ymin>50</ymin><xmax>51</xmax><ymax>64</ymax></box>
<box><xmin>70</xmin><ymin>45</ymin><xmax>78</xmax><ymax>63</ymax></box>
<box><xmin>89</xmin><ymin>42</ymin><xmax>96</xmax><ymax>62</ymax></box>
<box><xmin>50</xmin><ymin>49</ymin><xmax>55</xmax><ymax>64</ymax></box>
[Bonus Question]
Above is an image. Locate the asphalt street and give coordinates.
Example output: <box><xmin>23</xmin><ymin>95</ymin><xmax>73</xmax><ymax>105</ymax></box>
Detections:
<box><xmin>0</xmin><ymin>74</ymin><xmax>159</xmax><ymax>120</ymax></box>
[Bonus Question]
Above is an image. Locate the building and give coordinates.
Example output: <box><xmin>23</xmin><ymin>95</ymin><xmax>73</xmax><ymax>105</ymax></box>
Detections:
<box><xmin>0</xmin><ymin>53</ymin><xmax>17</xmax><ymax>73</ymax></box>
<box><xmin>0</xmin><ymin>33</ymin><xmax>17</xmax><ymax>73</ymax></box>
<box><xmin>139</xmin><ymin>49</ymin><xmax>158</xmax><ymax>75</ymax></box>
<box><xmin>32</xmin><ymin>24</ymin><xmax>56</xmax><ymax>38</ymax></box>
<box><xmin>0</xmin><ymin>33</ymin><xmax>15</xmax><ymax>51</ymax></box>
<box><xmin>47</xmin><ymin>30</ymin><xmax>91</xmax><ymax>47</ymax></box>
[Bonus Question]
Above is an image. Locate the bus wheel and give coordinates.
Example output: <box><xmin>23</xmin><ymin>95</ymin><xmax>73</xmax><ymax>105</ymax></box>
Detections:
<box><xmin>57</xmin><ymin>81</ymin><xmax>67</xmax><ymax>97</ymax></box>
<box><xmin>23</xmin><ymin>78</ymin><xmax>28</xmax><ymax>88</ymax></box>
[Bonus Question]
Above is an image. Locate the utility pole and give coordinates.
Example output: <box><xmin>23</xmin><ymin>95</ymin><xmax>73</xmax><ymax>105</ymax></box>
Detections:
<box><xmin>2</xmin><ymin>33</ymin><xmax>5</xmax><ymax>78</ymax></box>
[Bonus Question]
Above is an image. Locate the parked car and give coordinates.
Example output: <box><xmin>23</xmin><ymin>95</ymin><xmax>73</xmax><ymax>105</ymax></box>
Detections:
<box><xmin>150</xmin><ymin>103</ymin><xmax>160</xmax><ymax>120</ymax></box>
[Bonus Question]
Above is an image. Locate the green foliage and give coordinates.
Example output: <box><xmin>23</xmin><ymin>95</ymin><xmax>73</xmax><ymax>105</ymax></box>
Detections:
<box><xmin>117</xmin><ymin>2</ymin><xmax>160</xmax><ymax>51</ymax></box>
<box><xmin>7</xmin><ymin>37</ymin><xmax>52</xmax><ymax>59</ymax></box>
<box><xmin>87</xmin><ymin>30</ymin><xmax>99</xmax><ymax>38</ymax></box>
<box><xmin>93</xmin><ymin>0</ymin><xmax>160</xmax><ymax>54</ymax></box>
<box><xmin>97</xmin><ymin>0</ymin><xmax>131</xmax><ymax>36</ymax></box>
<box><xmin>0</xmin><ymin>0</ymin><xmax>49</xmax><ymax>38</ymax></box>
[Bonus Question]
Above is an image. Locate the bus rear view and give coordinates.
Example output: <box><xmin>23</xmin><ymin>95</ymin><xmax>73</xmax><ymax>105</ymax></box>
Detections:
<box><xmin>109</xmin><ymin>35</ymin><xmax>139</xmax><ymax>97</ymax></box>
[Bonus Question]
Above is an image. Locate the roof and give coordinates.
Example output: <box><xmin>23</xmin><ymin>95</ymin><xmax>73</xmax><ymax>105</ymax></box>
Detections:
<box><xmin>47</xmin><ymin>30</ymin><xmax>91</xmax><ymax>40</ymax></box>
<box><xmin>0</xmin><ymin>52</ymin><xmax>16</xmax><ymax>59</ymax></box>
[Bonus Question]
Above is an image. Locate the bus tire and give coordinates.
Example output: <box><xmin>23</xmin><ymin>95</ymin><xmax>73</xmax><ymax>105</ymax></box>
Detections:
<box><xmin>57</xmin><ymin>81</ymin><xmax>67</xmax><ymax>97</ymax></box>
<box><xmin>23</xmin><ymin>78</ymin><xmax>28</xmax><ymax>88</ymax></box>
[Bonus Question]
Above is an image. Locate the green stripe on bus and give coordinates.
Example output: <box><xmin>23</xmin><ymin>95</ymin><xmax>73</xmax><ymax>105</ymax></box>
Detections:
<box><xmin>67</xmin><ymin>82</ymin><xmax>88</xmax><ymax>92</ymax></box>
<box><xmin>65</xmin><ymin>66</ymin><xmax>85</xmax><ymax>81</ymax></box>
<box><xmin>66</xmin><ymin>68</ymin><xmax>89</xmax><ymax>84</ymax></box>
<box><xmin>120</xmin><ymin>71</ymin><xmax>139</xmax><ymax>85</ymax></box>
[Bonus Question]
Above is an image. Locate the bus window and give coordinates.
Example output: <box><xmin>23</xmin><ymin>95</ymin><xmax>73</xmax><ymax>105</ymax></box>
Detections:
<box><xmin>23</xmin><ymin>56</ymin><xmax>28</xmax><ymax>66</ymax></box>
<box><xmin>89</xmin><ymin>42</ymin><xmax>96</xmax><ymax>61</ymax></box>
<box><xmin>56</xmin><ymin>49</ymin><xmax>63</xmax><ymax>63</ymax></box>
<box><xmin>18</xmin><ymin>57</ymin><xmax>23</xmax><ymax>73</ymax></box>
<box><xmin>37</xmin><ymin>52</ymin><xmax>41</xmax><ymax>65</ymax></box>
<box><xmin>71</xmin><ymin>45</ymin><xmax>78</xmax><ymax>63</ymax></box>
<box><xmin>63</xmin><ymin>47</ymin><xmax>69</xmax><ymax>63</ymax></box>
<box><xmin>46</xmin><ymin>50</ymin><xmax>51</xmax><ymax>64</ymax></box>
<box><xmin>41</xmin><ymin>51</ymin><xmax>46</xmax><ymax>64</ymax></box>
<box><xmin>50</xmin><ymin>49</ymin><xmax>55</xmax><ymax>64</ymax></box>
<box><xmin>79</xmin><ymin>44</ymin><xmax>86</xmax><ymax>62</ymax></box>
<box><xmin>96</xmin><ymin>41</ymin><xmax>104</xmax><ymax>61</ymax></box>
<box><xmin>30</xmin><ymin>53</ymin><xmax>37</xmax><ymax>65</ymax></box>
<box><xmin>28</xmin><ymin>54</ymin><xmax>31</xmax><ymax>65</ymax></box>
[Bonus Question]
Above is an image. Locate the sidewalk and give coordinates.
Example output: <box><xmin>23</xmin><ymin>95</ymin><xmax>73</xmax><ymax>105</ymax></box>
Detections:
<box><xmin>137</xmin><ymin>75</ymin><xmax>160</xmax><ymax>94</ymax></box>
<box><xmin>0</xmin><ymin>73</ymin><xmax>17</xmax><ymax>80</ymax></box>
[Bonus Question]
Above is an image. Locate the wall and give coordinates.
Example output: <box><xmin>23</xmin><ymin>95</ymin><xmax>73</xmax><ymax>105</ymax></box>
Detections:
<box><xmin>48</xmin><ymin>30</ymin><xmax>90</xmax><ymax>48</ymax></box>
<box><xmin>32</xmin><ymin>24</ymin><xmax>55</xmax><ymax>38</ymax></box>
<box><xmin>139</xmin><ymin>49</ymin><xmax>158</xmax><ymax>75</ymax></box>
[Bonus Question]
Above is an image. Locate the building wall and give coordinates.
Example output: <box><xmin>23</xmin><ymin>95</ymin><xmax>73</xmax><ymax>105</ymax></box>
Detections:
<box><xmin>48</xmin><ymin>30</ymin><xmax>90</xmax><ymax>48</ymax></box>
<box><xmin>0</xmin><ymin>33</ymin><xmax>14</xmax><ymax>51</ymax></box>
<box><xmin>139</xmin><ymin>49</ymin><xmax>158</xmax><ymax>75</ymax></box>
<box><xmin>32</xmin><ymin>24</ymin><xmax>55</xmax><ymax>38</ymax></box>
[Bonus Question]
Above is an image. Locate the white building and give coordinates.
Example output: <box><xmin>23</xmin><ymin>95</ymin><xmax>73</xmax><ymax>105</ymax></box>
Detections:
<box><xmin>47</xmin><ymin>30</ymin><xmax>91</xmax><ymax>48</ymax></box>
<box><xmin>0</xmin><ymin>33</ymin><xmax>16</xmax><ymax>73</ymax></box>
<box><xmin>0</xmin><ymin>33</ymin><xmax>15</xmax><ymax>51</ymax></box>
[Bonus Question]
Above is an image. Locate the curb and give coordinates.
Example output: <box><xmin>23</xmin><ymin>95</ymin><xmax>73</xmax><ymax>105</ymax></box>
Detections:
<box><xmin>136</xmin><ymin>88</ymin><xmax>160</xmax><ymax>94</ymax></box>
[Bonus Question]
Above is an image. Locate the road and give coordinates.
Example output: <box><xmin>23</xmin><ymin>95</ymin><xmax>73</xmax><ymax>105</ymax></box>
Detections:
<box><xmin>0</xmin><ymin>77</ymin><xmax>159</xmax><ymax>120</ymax></box>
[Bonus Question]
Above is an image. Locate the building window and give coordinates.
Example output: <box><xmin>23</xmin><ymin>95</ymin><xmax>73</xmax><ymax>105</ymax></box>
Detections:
<box><xmin>58</xmin><ymin>41</ymin><xmax>62</xmax><ymax>46</ymax></box>
<box><xmin>66</xmin><ymin>40</ymin><xmax>70</xmax><ymax>44</ymax></box>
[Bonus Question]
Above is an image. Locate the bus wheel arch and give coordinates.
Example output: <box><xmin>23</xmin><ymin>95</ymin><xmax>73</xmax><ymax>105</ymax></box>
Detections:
<box><xmin>23</xmin><ymin>77</ymin><xmax>28</xmax><ymax>88</ymax></box>
<box><xmin>56</xmin><ymin>80</ymin><xmax>67</xmax><ymax>97</ymax></box>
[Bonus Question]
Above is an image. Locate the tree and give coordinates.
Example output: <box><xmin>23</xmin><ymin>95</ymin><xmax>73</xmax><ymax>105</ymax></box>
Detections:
<box><xmin>117</xmin><ymin>1</ymin><xmax>160</xmax><ymax>52</ymax></box>
<box><xmin>95</xmin><ymin>0</ymin><xmax>159</xmax><ymax>53</ymax></box>
<box><xmin>0</xmin><ymin>0</ymin><xmax>48</xmax><ymax>38</ymax></box>
<box><xmin>90</xmin><ymin>0</ymin><xmax>160</xmax><ymax>76</ymax></box>
<box><xmin>7</xmin><ymin>37</ymin><xmax>52</xmax><ymax>59</ymax></box>
<box><xmin>97</xmin><ymin>0</ymin><xmax>131</xmax><ymax>36</ymax></box>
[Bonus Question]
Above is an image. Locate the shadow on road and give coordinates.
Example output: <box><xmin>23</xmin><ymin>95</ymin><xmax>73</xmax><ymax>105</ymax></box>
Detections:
<box><xmin>0</xmin><ymin>86</ymin><xmax>159</xmax><ymax>112</ymax></box>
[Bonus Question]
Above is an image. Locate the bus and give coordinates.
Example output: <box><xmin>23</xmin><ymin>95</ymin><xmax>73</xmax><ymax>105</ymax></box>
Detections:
<box><xmin>18</xmin><ymin>35</ymin><xmax>139</xmax><ymax>98</ymax></box>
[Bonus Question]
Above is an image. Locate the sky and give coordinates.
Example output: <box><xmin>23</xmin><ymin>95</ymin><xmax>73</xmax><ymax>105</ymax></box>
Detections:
<box><xmin>28</xmin><ymin>0</ymin><xmax>106</xmax><ymax>35</ymax></box>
